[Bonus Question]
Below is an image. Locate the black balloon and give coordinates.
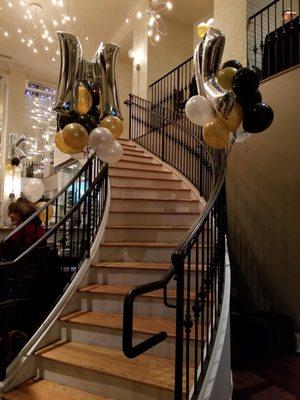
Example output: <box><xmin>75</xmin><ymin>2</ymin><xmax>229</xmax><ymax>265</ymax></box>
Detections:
<box><xmin>11</xmin><ymin>157</ymin><xmax>20</xmax><ymax>166</ymax></box>
<box><xmin>75</xmin><ymin>114</ymin><xmax>98</xmax><ymax>133</ymax></box>
<box><xmin>89</xmin><ymin>105</ymin><xmax>100</xmax><ymax>121</ymax></box>
<box><xmin>58</xmin><ymin>112</ymin><xmax>77</xmax><ymax>130</ymax></box>
<box><xmin>91</xmin><ymin>85</ymin><xmax>100</xmax><ymax>106</ymax></box>
<box><xmin>243</xmin><ymin>102</ymin><xmax>274</xmax><ymax>133</ymax></box>
<box><xmin>237</xmin><ymin>90</ymin><xmax>262</xmax><ymax>109</ymax></box>
<box><xmin>222</xmin><ymin>59</ymin><xmax>243</xmax><ymax>70</ymax></box>
<box><xmin>232</xmin><ymin>67</ymin><xmax>260</xmax><ymax>98</ymax></box>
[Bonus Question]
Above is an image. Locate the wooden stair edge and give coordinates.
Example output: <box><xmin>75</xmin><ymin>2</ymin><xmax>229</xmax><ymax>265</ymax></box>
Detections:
<box><xmin>110</xmin><ymin>196</ymin><xmax>199</xmax><ymax>202</ymax></box>
<box><xmin>59</xmin><ymin>310</ymin><xmax>202</xmax><ymax>341</ymax></box>
<box><xmin>2</xmin><ymin>379</ymin><xmax>113</xmax><ymax>400</ymax></box>
<box><xmin>34</xmin><ymin>340</ymin><xmax>193</xmax><ymax>392</ymax></box>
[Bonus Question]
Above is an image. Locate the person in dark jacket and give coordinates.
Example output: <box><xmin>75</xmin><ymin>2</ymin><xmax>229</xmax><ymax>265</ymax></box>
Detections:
<box><xmin>0</xmin><ymin>198</ymin><xmax>45</xmax><ymax>260</ymax></box>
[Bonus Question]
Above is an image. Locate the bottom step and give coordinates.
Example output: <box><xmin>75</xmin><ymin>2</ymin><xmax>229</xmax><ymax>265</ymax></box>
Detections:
<box><xmin>2</xmin><ymin>379</ymin><xmax>113</xmax><ymax>400</ymax></box>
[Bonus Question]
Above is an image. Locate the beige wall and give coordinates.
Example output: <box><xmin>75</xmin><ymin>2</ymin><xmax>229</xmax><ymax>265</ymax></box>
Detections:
<box><xmin>118</xmin><ymin>61</ymin><xmax>132</xmax><ymax>139</ymax></box>
<box><xmin>227</xmin><ymin>66</ymin><xmax>300</xmax><ymax>329</ymax></box>
<box><xmin>148</xmin><ymin>18</ymin><xmax>194</xmax><ymax>87</ymax></box>
<box><xmin>214</xmin><ymin>0</ymin><xmax>247</xmax><ymax>65</ymax></box>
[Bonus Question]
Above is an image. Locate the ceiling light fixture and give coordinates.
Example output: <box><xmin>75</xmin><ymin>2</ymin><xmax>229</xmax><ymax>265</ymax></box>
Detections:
<box><xmin>146</xmin><ymin>1</ymin><xmax>173</xmax><ymax>46</ymax></box>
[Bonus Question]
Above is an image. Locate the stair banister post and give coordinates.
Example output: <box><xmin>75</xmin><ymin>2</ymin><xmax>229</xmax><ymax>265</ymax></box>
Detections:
<box><xmin>172</xmin><ymin>251</ymin><xmax>185</xmax><ymax>400</ymax></box>
<box><xmin>86</xmin><ymin>158</ymin><xmax>93</xmax><ymax>258</ymax></box>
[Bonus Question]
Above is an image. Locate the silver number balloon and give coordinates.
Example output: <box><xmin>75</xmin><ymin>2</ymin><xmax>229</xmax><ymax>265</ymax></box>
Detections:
<box><xmin>9</xmin><ymin>134</ymin><xmax>27</xmax><ymax>160</ymax></box>
<box><xmin>54</xmin><ymin>32</ymin><xmax>83</xmax><ymax>113</ymax></box>
<box><xmin>194</xmin><ymin>28</ymin><xmax>234</xmax><ymax>120</ymax></box>
<box><xmin>95</xmin><ymin>42</ymin><xmax>122</xmax><ymax>120</ymax></box>
<box><xmin>54</xmin><ymin>32</ymin><xmax>122</xmax><ymax>121</ymax></box>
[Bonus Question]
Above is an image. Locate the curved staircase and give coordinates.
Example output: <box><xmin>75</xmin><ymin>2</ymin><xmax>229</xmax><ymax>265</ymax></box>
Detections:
<box><xmin>2</xmin><ymin>139</ymin><xmax>204</xmax><ymax>400</ymax></box>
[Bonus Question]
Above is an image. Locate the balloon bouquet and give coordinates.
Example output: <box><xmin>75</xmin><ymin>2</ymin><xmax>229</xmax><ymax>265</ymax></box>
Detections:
<box><xmin>53</xmin><ymin>32</ymin><xmax>124</xmax><ymax>163</ymax></box>
<box><xmin>185</xmin><ymin>25</ymin><xmax>274</xmax><ymax>149</ymax></box>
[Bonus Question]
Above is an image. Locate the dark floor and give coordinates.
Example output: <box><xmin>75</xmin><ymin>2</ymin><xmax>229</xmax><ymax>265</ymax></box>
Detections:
<box><xmin>232</xmin><ymin>355</ymin><xmax>300</xmax><ymax>400</ymax></box>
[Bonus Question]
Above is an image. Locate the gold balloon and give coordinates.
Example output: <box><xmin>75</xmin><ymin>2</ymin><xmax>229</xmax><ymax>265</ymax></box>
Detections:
<box><xmin>216</xmin><ymin>67</ymin><xmax>238</xmax><ymax>91</ymax></box>
<box><xmin>55</xmin><ymin>131</ymin><xmax>82</xmax><ymax>154</ymax></box>
<box><xmin>100</xmin><ymin>116</ymin><xmax>124</xmax><ymax>139</ymax></box>
<box><xmin>6</xmin><ymin>164</ymin><xmax>15</xmax><ymax>173</ymax></box>
<box><xmin>62</xmin><ymin>123</ymin><xmax>88</xmax><ymax>151</ymax></box>
<box><xmin>197</xmin><ymin>23</ymin><xmax>210</xmax><ymax>38</ymax></box>
<box><xmin>223</xmin><ymin>102</ymin><xmax>243</xmax><ymax>131</ymax></box>
<box><xmin>203</xmin><ymin>117</ymin><xmax>230</xmax><ymax>149</ymax></box>
<box><xmin>77</xmin><ymin>85</ymin><xmax>92</xmax><ymax>115</ymax></box>
<box><xmin>36</xmin><ymin>201</ymin><xmax>54</xmax><ymax>224</ymax></box>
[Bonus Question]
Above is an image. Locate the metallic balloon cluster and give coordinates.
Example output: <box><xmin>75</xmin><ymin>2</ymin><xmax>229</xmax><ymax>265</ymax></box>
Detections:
<box><xmin>186</xmin><ymin>27</ymin><xmax>274</xmax><ymax>149</ymax></box>
<box><xmin>54</xmin><ymin>32</ymin><xmax>124</xmax><ymax>163</ymax></box>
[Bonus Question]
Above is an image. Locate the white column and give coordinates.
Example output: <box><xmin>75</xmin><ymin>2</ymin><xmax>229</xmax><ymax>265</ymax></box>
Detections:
<box><xmin>132</xmin><ymin>8</ymin><xmax>149</xmax><ymax>99</ymax></box>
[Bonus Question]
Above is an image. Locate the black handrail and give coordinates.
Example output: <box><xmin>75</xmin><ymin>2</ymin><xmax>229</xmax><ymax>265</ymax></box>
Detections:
<box><xmin>248</xmin><ymin>0</ymin><xmax>300</xmax><ymax>79</ymax></box>
<box><xmin>149</xmin><ymin>56</ymin><xmax>195</xmax><ymax>115</ymax></box>
<box><xmin>0</xmin><ymin>154</ymin><xmax>109</xmax><ymax>379</ymax></box>
<box><xmin>2</xmin><ymin>154</ymin><xmax>97</xmax><ymax>248</ymax></box>
<box><xmin>123</xmin><ymin>95</ymin><xmax>227</xmax><ymax>399</ymax></box>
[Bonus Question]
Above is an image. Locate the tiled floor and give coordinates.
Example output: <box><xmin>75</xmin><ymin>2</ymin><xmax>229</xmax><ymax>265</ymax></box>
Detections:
<box><xmin>232</xmin><ymin>355</ymin><xmax>300</xmax><ymax>399</ymax></box>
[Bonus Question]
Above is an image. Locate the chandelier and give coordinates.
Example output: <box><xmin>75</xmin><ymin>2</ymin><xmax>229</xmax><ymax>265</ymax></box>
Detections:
<box><xmin>127</xmin><ymin>0</ymin><xmax>174</xmax><ymax>46</ymax></box>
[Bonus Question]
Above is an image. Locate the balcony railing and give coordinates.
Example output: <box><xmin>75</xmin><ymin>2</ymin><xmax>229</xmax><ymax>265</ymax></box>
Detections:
<box><xmin>248</xmin><ymin>0</ymin><xmax>300</xmax><ymax>79</ymax></box>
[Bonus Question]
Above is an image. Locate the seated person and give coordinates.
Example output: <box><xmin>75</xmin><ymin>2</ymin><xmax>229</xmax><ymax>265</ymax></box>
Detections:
<box><xmin>0</xmin><ymin>198</ymin><xmax>45</xmax><ymax>260</ymax></box>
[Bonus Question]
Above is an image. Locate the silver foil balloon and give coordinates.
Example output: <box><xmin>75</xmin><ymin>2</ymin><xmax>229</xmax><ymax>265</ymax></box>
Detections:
<box><xmin>194</xmin><ymin>28</ymin><xmax>234</xmax><ymax>120</ymax></box>
<box><xmin>95</xmin><ymin>42</ymin><xmax>122</xmax><ymax>120</ymax></box>
<box><xmin>54</xmin><ymin>32</ymin><xmax>83</xmax><ymax>113</ymax></box>
<box><xmin>9</xmin><ymin>134</ymin><xmax>27</xmax><ymax>160</ymax></box>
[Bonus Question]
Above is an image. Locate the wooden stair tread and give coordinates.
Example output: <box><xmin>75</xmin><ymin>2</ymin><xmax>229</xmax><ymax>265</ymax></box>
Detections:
<box><xmin>110</xmin><ymin>184</ymin><xmax>190</xmax><ymax>191</ymax></box>
<box><xmin>35</xmin><ymin>341</ymin><xmax>193</xmax><ymax>391</ymax></box>
<box><xmin>91</xmin><ymin>261</ymin><xmax>206</xmax><ymax>272</ymax></box>
<box><xmin>2</xmin><ymin>379</ymin><xmax>112</xmax><ymax>400</ymax></box>
<box><xmin>111</xmin><ymin>196</ymin><xmax>199</xmax><ymax>202</ymax></box>
<box><xmin>106</xmin><ymin>225</ymin><xmax>190</xmax><ymax>229</ymax></box>
<box><xmin>78</xmin><ymin>284</ymin><xmax>195</xmax><ymax>300</ymax></box>
<box><xmin>119</xmin><ymin>158</ymin><xmax>161</xmax><ymax>165</ymax></box>
<box><xmin>110</xmin><ymin>165</ymin><xmax>171</xmax><ymax>173</ymax></box>
<box><xmin>102</xmin><ymin>241</ymin><xmax>179</xmax><ymax>248</ymax></box>
<box><xmin>60</xmin><ymin>311</ymin><xmax>200</xmax><ymax>340</ymax></box>
<box><xmin>109</xmin><ymin>210</ymin><xmax>198</xmax><ymax>214</ymax></box>
<box><xmin>109</xmin><ymin>174</ymin><xmax>180</xmax><ymax>181</ymax></box>
<box><xmin>122</xmin><ymin>150</ymin><xmax>152</xmax><ymax>158</ymax></box>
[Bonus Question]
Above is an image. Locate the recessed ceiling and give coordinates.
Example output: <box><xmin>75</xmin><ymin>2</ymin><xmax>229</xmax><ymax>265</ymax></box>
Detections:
<box><xmin>0</xmin><ymin>0</ymin><xmax>134</xmax><ymax>83</ymax></box>
<box><xmin>168</xmin><ymin>0</ymin><xmax>213</xmax><ymax>26</ymax></box>
<box><xmin>0</xmin><ymin>0</ymin><xmax>213</xmax><ymax>84</ymax></box>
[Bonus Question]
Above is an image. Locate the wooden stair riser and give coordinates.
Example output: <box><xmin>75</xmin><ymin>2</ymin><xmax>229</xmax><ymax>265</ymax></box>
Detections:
<box><xmin>37</xmin><ymin>358</ymin><xmax>173</xmax><ymax>400</ymax></box>
<box><xmin>59</xmin><ymin>322</ymin><xmax>197</xmax><ymax>361</ymax></box>
<box><xmin>99</xmin><ymin>245</ymin><xmax>208</xmax><ymax>263</ymax></box>
<box><xmin>109</xmin><ymin>168</ymin><xmax>173</xmax><ymax>180</ymax></box>
<box><xmin>108</xmin><ymin>212</ymin><xmax>198</xmax><ymax>227</ymax></box>
<box><xmin>110</xmin><ymin>199</ymin><xmax>201</xmax><ymax>213</ymax></box>
<box><xmin>120</xmin><ymin>154</ymin><xmax>156</xmax><ymax>163</ymax></box>
<box><xmin>104</xmin><ymin>227</ymin><xmax>189</xmax><ymax>244</ymax></box>
<box><xmin>109</xmin><ymin>176</ymin><xmax>184</xmax><ymax>189</ymax></box>
<box><xmin>89</xmin><ymin>267</ymin><xmax>199</xmax><ymax>290</ymax></box>
<box><xmin>79</xmin><ymin>293</ymin><xmax>177</xmax><ymax>320</ymax></box>
<box><xmin>111</xmin><ymin>186</ymin><xmax>195</xmax><ymax>200</ymax></box>
<box><xmin>113</xmin><ymin>160</ymin><xmax>165</xmax><ymax>172</ymax></box>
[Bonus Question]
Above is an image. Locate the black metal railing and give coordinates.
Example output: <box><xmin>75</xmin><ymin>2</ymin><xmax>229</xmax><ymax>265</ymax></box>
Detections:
<box><xmin>123</xmin><ymin>95</ymin><xmax>227</xmax><ymax>400</ymax></box>
<box><xmin>127</xmin><ymin>95</ymin><xmax>219</xmax><ymax>201</ymax></box>
<box><xmin>149</xmin><ymin>57</ymin><xmax>195</xmax><ymax>114</ymax></box>
<box><xmin>0</xmin><ymin>154</ymin><xmax>108</xmax><ymax>377</ymax></box>
<box><xmin>248</xmin><ymin>0</ymin><xmax>300</xmax><ymax>79</ymax></box>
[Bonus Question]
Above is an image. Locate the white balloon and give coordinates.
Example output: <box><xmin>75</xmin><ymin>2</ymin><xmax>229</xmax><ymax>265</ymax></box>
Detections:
<box><xmin>235</xmin><ymin>126</ymin><xmax>249</xmax><ymax>143</ymax></box>
<box><xmin>23</xmin><ymin>178</ymin><xmax>45</xmax><ymax>203</ymax></box>
<box><xmin>185</xmin><ymin>95</ymin><xmax>215</xmax><ymax>126</ymax></box>
<box><xmin>97</xmin><ymin>140</ymin><xmax>123</xmax><ymax>164</ymax></box>
<box><xmin>89</xmin><ymin>127</ymin><xmax>114</xmax><ymax>151</ymax></box>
